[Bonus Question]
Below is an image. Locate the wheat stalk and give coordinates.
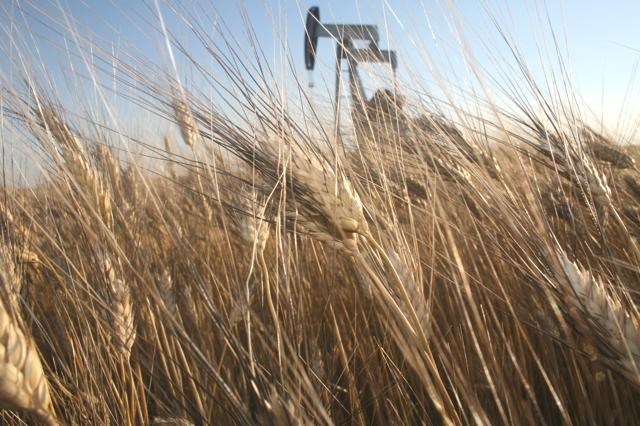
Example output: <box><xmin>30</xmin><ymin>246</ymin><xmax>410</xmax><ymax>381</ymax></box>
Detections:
<box><xmin>164</xmin><ymin>135</ymin><xmax>178</xmax><ymax>179</ymax></box>
<box><xmin>152</xmin><ymin>417</ymin><xmax>195</xmax><ymax>425</ymax></box>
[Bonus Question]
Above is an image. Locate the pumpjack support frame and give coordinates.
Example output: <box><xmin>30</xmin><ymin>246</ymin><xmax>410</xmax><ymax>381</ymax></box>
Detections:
<box><xmin>304</xmin><ymin>6</ymin><xmax>398</xmax><ymax>131</ymax></box>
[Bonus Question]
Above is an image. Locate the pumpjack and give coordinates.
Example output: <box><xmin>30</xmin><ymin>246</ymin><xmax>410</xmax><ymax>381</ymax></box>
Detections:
<box><xmin>303</xmin><ymin>6</ymin><xmax>399</xmax><ymax>132</ymax></box>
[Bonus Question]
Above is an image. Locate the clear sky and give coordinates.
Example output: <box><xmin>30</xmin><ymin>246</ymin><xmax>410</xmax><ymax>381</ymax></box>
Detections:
<box><xmin>2</xmin><ymin>0</ymin><xmax>640</xmax><ymax>153</ymax></box>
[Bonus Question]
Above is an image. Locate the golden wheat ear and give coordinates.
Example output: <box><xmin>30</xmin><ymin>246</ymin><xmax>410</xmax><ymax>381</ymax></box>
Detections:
<box><xmin>556</xmin><ymin>249</ymin><xmax>640</xmax><ymax>385</ymax></box>
<box><xmin>580</xmin><ymin>126</ymin><xmax>635</xmax><ymax>169</ymax></box>
<box><xmin>101</xmin><ymin>254</ymin><xmax>136</xmax><ymax>362</ymax></box>
<box><xmin>0</xmin><ymin>246</ymin><xmax>58</xmax><ymax>425</ymax></box>
<box><xmin>36</xmin><ymin>105</ymin><xmax>113</xmax><ymax>230</ymax></box>
<box><xmin>171</xmin><ymin>97</ymin><xmax>199</xmax><ymax>149</ymax></box>
<box><xmin>279</xmin><ymin>143</ymin><xmax>368</xmax><ymax>253</ymax></box>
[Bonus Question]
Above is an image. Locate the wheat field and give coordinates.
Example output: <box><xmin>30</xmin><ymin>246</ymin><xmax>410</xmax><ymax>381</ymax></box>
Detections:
<box><xmin>0</xmin><ymin>1</ymin><xmax>639</xmax><ymax>425</ymax></box>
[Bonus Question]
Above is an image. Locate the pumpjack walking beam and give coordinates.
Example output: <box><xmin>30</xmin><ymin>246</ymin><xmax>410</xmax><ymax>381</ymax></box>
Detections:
<box><xmin>304</xmin><ymin>6</ymin><xmax>398</xmax><ymax>133</ymax></box>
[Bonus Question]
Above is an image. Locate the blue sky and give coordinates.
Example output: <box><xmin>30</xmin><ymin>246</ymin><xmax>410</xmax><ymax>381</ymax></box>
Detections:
<box><xmin>2</xmin><ymin>0</ymin><xmax>640</xmax><ymax>142</ymax></box>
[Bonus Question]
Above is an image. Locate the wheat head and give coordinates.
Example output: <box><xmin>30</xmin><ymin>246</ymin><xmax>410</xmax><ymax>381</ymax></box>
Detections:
<box><xmin>556</xmin><ymin>249</ymin><xmax>640</xmax><ymax>385</ymax></box>
<box><xmin>0</xmin><ymin>245</ymin><xmax>57</xmax><ymax>425</ymax></box>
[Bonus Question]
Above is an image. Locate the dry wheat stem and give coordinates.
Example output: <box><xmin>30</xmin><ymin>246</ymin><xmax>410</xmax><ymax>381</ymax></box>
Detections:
<box><xmin>152</xmin><ymin>417</ymin><xmax>195</xmax><ymax>426</ymax></box>
<box><xmin>164</xmin><ymin>136</ymin><xmax>178</xmax><ymax>180</ymax></box>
